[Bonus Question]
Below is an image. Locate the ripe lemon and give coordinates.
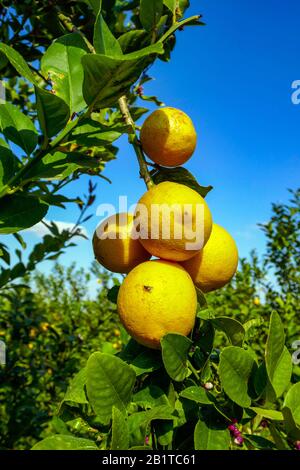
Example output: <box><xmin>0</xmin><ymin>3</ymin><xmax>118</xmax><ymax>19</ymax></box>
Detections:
<box><xmin>140</xmin><ymin>107</ymin><xmax>197</xmax><ymax>167</ymax></box>
<box><xmin>117</xmin><ymin>260</ymin><xmax>197</xmax><ymax>349</ymax></box>
<box><xmin>134</xmin><ymin>182</ymin><xmax>213</xmax><ymax>261</ymax></box>
<box><xmin>93</xmin><ymin>213</ymin><xmax>151</xmax><ymax>274</ymax></box>
<box><xmin>181</xmin><ymin>223</ymin><xmax>238</xmax><ymax>292</ymax></box>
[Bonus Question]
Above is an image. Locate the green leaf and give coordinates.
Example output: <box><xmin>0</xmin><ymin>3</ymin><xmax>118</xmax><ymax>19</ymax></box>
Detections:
<box><xmin>107</xmin><ymin>285</ymin><xmax>120</xmax><ymax>304</ymax></box>
<box><xmin>13</xmin><ymin>232</ymin><xmax>27</xmax><ymax>249</ymax></box>
<box><xmin>130</xmin><ymin>350</ymin><xmax>162</xmax><ymax>376</ymax></box>
<box><xmin>85</xmin><ymin>0</ymin><xmax>102</xmax><ymax>14</ymax></box>
<box><xmin>41</xmin><ymin>33</ymin><xmax>89</xmax><ymax>114</ymax></box>
<box><xmin>251</xmin><ymin>407</ymin><xmax>284</xmax><ymax>421</ymax></box>
<box><xmin>151</xmin><ymin>167</ymin><xmax>213</xmax><ymax>198</ymax></box>
<box><xmin>133</xmin><ymin>385</ymin><xmax>170</xmax><ymax>409</ymax></box>
<box><xmin>82</xmin><ymin>45</ymin><xmax>163</xmax><ymax>108</ymax></box>
<box><xmin>253</xmin><ymin>361</ymin><xmax>268</xmax><ymax>397</ymax></box>
<box><xmin>282</xmin><ymin>406</ymin><xmax>300</xmax><ymax>440</ymax></box>
<box><xmin>128</xmin><ymin>406</ymin><xmax>173</xmax><ymax>446</ymax></box>
<box><xmin>180</xmin><ymin>386</ymin><xmax>213</xmax><ymax>405</ymax></box>
<box><xmin>124</xmin><ymin>44</ymin><xmax>165</xmax><ymax>60</ymax></box>
<box><xmin>69</xmin><ymin>118</ymin><xmax>121</xmax><ymax>147</ymax></box>
<box><xmin>196</xmin><ymin>308</ymin><xmax>215</xmax><ymax>320</ymax></box>
<box><xmin>32</xmin><ymin>435</ymin><xmax>98</xmax><ymax>450</ymax></box>
<box><xmin>244</xmin><ymin>434</ymin><xmax>276</xmax><ymax>450</ymax></box>
<box><xmin>0</xmin><ymin>43</ymin><xmax>38</xmax><ymax>85</ymax></box>
<box><xmin>0</xmin><ymin>195</ymin><xmax>48</xmax><ymax>234</ymax></box>
<box><xmin>24</xmin><ymin>151</ymin><xmax>100</xmax><ymax>181</ymax></box>
<box><xmin>265</xmin><ymin>312</ymin><xmax>291</xmax><ymax>399</ymax></box>
<box><xmin>283</xmin><ymin>382</ymin><xmax>300</xmax><ymax>426</ymax></box>
<box><xmin>219</xmin><ymin>346</ymin><xmax>256</xmax><ymax>407</ymax></box>
<box><xmin>194</xmin><ymin>419</ymin><xmax>230</xmax><ymax>450</ymax></box>
<box><xmin>266</xmin><ymin>346</ymin><xmax>292</xmax><ymax>400</ymax></box>
<box><xmin>193</xmin><ymin>321</ymin><xmax>215</xmax><ymax>371</ymax></box>
<box><xmin>266</xmin><ymin>311</ymin><xmax>285</xmax><ymax>378</ymax></box>
<box><xmin>118</xmin><ymin>30</ymin><xmax>149</xmax><ymax>54</ymax></box>
<box><xmin>111</xmin><ymin>407</ymin><xmax>129</xmax><ymax>450</ymax></box>
<box><xmin>269</xmin><ymin>422</ymin><xmax>290</xmax><ymax>450</ymax></box>
<box><xmin>212</xmin><ymin>317</ymin><xmax>245</xmax><ymax>347</ymax></box>
<box><xmin>156</xmin><ymin>421</ymin><xmax>173</xmax><ymax>446</ymax></box>
<box><xmin>0</xmin><ymin>103</ymin><xmax>38</xmax><ymax>155</ymax></box>
<box><xmin>35</xmin><ymin>87</ymin><xmax>70</xmax><ymax>138</ymax></box>
<box><xmin>163</xmin><ymin>0</ymin><xmax>176</xmax><ymax>13</ymax></box>
<box><xmin>120</xmin><ymin>339</ymin><xmax>162</xmax><ymax>376</ymax></box>
<box><xmin>0</xmin><ymin>139</ymin><xmax>19</xmax><ymax>188</ymax></box>
<box><xmin>63</xmin><ymin>368</ymin><xmax>88</xmax><ymax>405</ymax></box>
<box><xmin>86</xmin><ymin>352</ymin><xmax>136</xmax><ymax>424</ymax></box>
<box><xmin>140</xmin><ymin>0</ymin><xmax>163</xmax><ymax>31</ymax></box>
<box><xmin>159</xmin><ymin>14</ymin><xmax>204</xmax><ymax>44</ymax></box>
<box><xmin>161</xmin><ymin>333</ymin><xmax>192</xmax><ymax>382</ymax></box>
<box><xmin>195</xmin><ymin>286</ymin><xmax>207</xmax><ymax>309</ymax></box>
<box><xmin>94</xmin><ymin>14</ymin><xmax>123</xmax><ymax>56</ymax></box>
<box><xmin>244</xmin><ymin>318</ymin><xmax>263</xmax><ymax>340</ymax></box>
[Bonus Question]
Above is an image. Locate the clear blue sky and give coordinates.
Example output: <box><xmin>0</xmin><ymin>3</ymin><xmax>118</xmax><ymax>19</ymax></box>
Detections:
<box><xmin>8</xmin><ymin>0</ymin><xmax>300</xmax><ymax>278</ymax></box>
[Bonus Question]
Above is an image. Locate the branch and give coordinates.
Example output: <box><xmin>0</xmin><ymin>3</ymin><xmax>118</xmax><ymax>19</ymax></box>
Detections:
<box><xmin>159</xmin><ymin>15</ymin><xmax>202</xmax><ymax>44</ymax></box>
<box><xmin>118</xmin><ymin>96</ymin><xmax>154</xmax><ymax>190</ymax></box>
<box><xmin>57</xmin><ymin>11</ymin><xmax>95</xmax><ymax>53</ymax></box>
<box><xmin>29</xmin><ymin>64</ymin><xmax>51</xmax><ymax>85</ymax></box>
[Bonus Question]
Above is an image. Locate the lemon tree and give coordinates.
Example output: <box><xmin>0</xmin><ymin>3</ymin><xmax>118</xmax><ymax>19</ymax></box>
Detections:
<box><xmin>0</xmin><ymin>0</ymin><xmax>299</xmax><ymax>453</ymax></box>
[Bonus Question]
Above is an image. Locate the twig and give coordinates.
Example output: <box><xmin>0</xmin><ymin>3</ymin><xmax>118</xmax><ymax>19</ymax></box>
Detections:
<box><xmin>28</xmin><ymin>64</ymin><xmax>51</xmax><ymax>85</ymax></box>
<box><xmin>188</xmin><ymin>360</ymin><xmax>200</xmax><ymax>381</ymax></box>
<box><xmin>118</xmin><ymin>96</ymin><xmax>154</xmax><ymax>190</ymax></box>
<box><xmin>57</xmin><ymin>11</ymin><xmax>95</xmax><ymax>53</ymax></box>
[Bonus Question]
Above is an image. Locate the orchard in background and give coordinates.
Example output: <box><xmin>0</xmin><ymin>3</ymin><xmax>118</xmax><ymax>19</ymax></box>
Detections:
<box><xmin>0</xmin><ymin>0</ymin><xmax>299</xmax><ymax>451</ymax></box>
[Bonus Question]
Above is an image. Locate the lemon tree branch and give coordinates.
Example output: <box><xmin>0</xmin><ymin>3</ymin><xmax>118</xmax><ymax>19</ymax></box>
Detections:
<box><xmin>118</xmin><ymin>95</ymin><xmax>154</xmax><ymax>190</ymax></box>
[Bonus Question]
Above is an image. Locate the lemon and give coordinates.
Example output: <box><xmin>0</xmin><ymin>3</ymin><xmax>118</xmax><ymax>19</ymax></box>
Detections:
<box><xmin>93</xmin><ymin>213</ymin><xmax>151</xmax><ymax>274</ymax></box>
<box><xmin>40</xmin><ymin>322</ymin><xmax>49</xmax><ymax>332</ymax></box>
<box><xmin>182</xmin><ymin>223</ymin><xmax>238</xmax><ymax>292</ymax></box>
<box><xmin>140</xmin><ymin>107</ymin><xmax>197</xmax><ymax>167</ymax></box>
<box><xmin>29</xmin><ymin>328</ymin><xmax>37</xmax><ymax>338</ymax></box>
<box><xmin>117</xmin><ymin>260</ymin><xmax>197</xmax><ymax>349</ymax></box>
<box><xmin>134</xmin><ymin>182</ymin><xmax>212</xmax><ymax>261</ymax></box>
<box><xmin>253</xmin><ymin>297</ymin><xmax>260</xmax><ymax>306</ymax></box>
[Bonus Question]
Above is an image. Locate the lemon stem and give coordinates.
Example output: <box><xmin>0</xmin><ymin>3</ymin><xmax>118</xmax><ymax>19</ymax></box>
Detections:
<box><xmin>118</xmin><ymin>96</ymin><xmax>154</xmax><ymax>190</ymax></box>
<box><xmin>188</xmin><ymin>360</ymin><xmax>200</xmax><ymax>381</ymax></box>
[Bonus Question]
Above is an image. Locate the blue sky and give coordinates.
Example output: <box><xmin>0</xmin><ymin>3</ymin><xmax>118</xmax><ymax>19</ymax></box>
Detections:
<box><xmin>6</xmin><ymin>0</ymin><xmax>300</xmax><ymax>279</ymax></box>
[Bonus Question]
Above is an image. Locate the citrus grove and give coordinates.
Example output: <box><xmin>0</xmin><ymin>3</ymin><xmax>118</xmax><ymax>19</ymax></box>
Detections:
<box><xmin>0</xmin><ymin>0</ymin><xmax>299</xmax><ymax>453</ymax></box>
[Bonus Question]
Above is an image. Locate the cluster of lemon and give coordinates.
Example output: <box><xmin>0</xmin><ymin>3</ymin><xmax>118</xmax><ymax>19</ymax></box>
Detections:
<box><xmin>93</xmin><ymin>108</ymin><xmax>238</xmax><ymax>349</ymax></box>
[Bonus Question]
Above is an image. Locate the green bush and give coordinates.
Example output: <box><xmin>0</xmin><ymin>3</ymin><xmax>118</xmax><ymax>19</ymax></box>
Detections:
<box><xmin>0</xmin><ymin>263</ymin><xmax>121</xmax><ymax>449</ymax></box>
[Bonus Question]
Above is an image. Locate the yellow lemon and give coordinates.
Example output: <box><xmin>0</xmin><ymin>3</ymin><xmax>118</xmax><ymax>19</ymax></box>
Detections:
<box><xmin>93</xmin><ymin>213</ymin><xmax>151</xmax><ymax>274</ymax></box>
<box><xmin>117</xmin><ymin>260</ymin><xmax>197</xmax><ymax>349</ymax></box>
<box><xmin>182</xmin><ymin>223</ymin><xmax>238</xmax><ymax>292</ymax></box>
<box><xmin>28</xmin><ymin>343</ymin><xmax>34</xmax><ymax>350</ymax></box>
<box><xmin>29</xmin><ymin>328</ymin><xmax>37</xmax><ymax>338</ymax></box>
<box><xmin>140</xmin><ymin>107</ymin><xmax>197</xmax><ymax>167</ymax></box>
<box><xmin>40</xmin><ymin>322</ymin><xmax>49</xmax><ymax>332</ymax></box>
<box><xmin>134</xmin><ymin>182</ymin><xmax>212</xmax><ymax>261</ymax></box>
<box><xmin>253</xmin><ymin>297</ymin><xmax>260</xmax><ymax>306</ymax></box>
